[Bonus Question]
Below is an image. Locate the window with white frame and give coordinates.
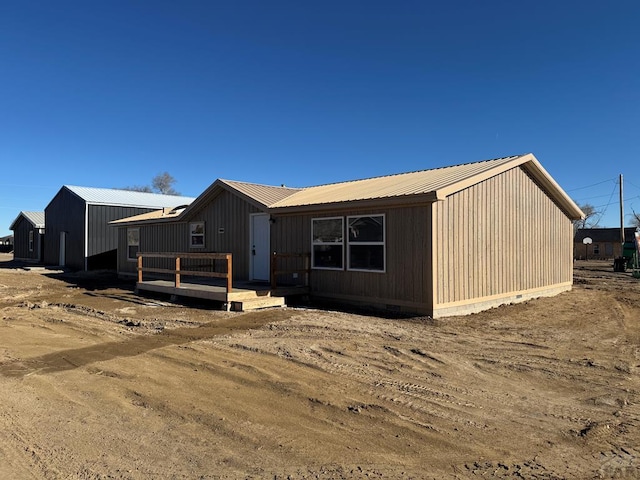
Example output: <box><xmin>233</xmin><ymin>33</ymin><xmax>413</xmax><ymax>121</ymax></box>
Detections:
<box><xmin>28</xmin><ymin>230</ymin><xmax>34</xmax><ymax>252</ymax></box>
<box><xmin>190</xmin><ymin>222</ymin><xmax>205</xmax><ymax>248</ymax></box>
<box><xmin>347</xmin><ymin>215</ymin><xmax>385</xmax><ymax>271</ymax></box>
<box><xmin>127</xmin><ymin>228</ymin><xmax>139</xmax><ymax>261</ymax></box>
<box><xmin>312</xmin><ymin>217</ymin><xmax>343</xmax><ymax>269</ymax></box>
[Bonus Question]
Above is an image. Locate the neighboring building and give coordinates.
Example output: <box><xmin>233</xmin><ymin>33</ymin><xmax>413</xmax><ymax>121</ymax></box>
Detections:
<box><xmin>114</xmin><ymin>153</ymin><xmax>583</xmax><ymax>318</ymax></box>
<box><xmin>573</xmin><ymin>227</ymin><xmax>636</xmax><ymax>260</ymax></box>
<box><xmin>9</xmin><ymin>212</ymin><xmax>44</xmax><ymax>261</ymax></box>
<box><xmin>0</xmin><ymin>234</ymin><xmax>15</xmax><ymax>253</ymax></box>
<box><xmin>44</xmin><ymin>186</ymin><xmax>195</xmax><ymax>270</ymax></box>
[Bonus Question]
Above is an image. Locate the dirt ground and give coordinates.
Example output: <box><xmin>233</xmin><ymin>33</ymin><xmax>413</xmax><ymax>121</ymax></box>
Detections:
<box><xmin>0</xmin><ymin>253</ymin><xmax>638</xmax><ymax>479</ymax></box>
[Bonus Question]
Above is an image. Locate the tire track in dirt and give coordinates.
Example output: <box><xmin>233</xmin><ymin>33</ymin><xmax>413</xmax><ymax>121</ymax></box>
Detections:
<box><xmin>0</xmin><ymin>309</ymin><xmax>297</xmax><ymax>378</ymax></box>
<box><xmin>0</xmin><ymin>390</ymin><xmax>66</xmax><ymax>479</ymax></box>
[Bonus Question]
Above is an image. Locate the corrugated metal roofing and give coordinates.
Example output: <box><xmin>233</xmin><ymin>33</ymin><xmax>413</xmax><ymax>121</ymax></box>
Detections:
<box><xmin>110</xmin><ymin>206</ymin><xmax>186</xmax><ymax>224</ymax></box>
<box><xmin>220</xmin><ymin>180</ymin><xmax>302</xmax><ymax>207</ymax></box>
<box><xmin>270</xmin><ymin>155</ymin><xmax>522</xmax><ymax>208</ymax></box>
<box><xmin>10</xmin><ymin>211</ymin><xmax>45</xmax><ymax>230</ymax></box>
<box><xmin>110</xmin><ymin>153</ymin><xmax>583</xmax><ymax>225</ymax></box>
<box><xmin>22</xmin><ymin>211</ymin><xmax>45</xmax><ymax>228</ymax></box>
<box><xmin>64</xmin><ymin>185</ymin><xmax>196</xmax><ymax>208</ymax></box>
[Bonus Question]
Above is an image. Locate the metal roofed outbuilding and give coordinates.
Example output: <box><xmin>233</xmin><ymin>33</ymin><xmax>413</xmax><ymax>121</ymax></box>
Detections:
<box><xmin>44</xmin><ymin>185</ymin><xmax>195</xmax><ymax>271</ymax></box>
<box><xmin>10</xmin><ymin>211</ymin><xmax>45</xmax><ymax>262</ymax></box>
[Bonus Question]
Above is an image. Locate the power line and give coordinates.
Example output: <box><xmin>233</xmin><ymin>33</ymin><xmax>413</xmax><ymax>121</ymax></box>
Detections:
<box><xmin>573</xmin><ymin>192</ymin><xmax>621</xmax><ymax>203</ymax></box>
<box><xmin>566</xmin><ymin>178</ymin><xmax>617</xmax><ymax>192</ymax></box>
<box><xmin>626</xmin><ymin>180</ymin><xmax>640</xmax><ymax>192</ymax></box>
<box><xmin>593</xmin><ymin>179</ymin><xmax>619</xmax><ymax>225</ymax></box>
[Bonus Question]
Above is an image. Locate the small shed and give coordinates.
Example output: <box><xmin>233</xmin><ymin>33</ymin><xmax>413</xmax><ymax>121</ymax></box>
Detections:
<box><xmin>114</xmin><ymin>154</ymin><xmax>583</xmax><ymax>317</ymax></box>
<box><xmin>44</xmin><ymin>186</ymin><xmax>195</xmax><ymax>271</ymax></box>
<box><xmin>10</xmin><ymin>212</ymin><xmax>45</xmax><ymax>262</ymax></box>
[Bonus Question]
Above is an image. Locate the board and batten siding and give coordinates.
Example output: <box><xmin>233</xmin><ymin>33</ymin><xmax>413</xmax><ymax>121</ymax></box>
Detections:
<box><xmin>12</xmin><ymin>217</ymin><xmax>42</xmax><ymax>261</ymax></box>
<box><xmin>87</xmin><ymin>205</ymin><xmax>156</xmax><ymax>257</ymax></box>
<box><xmin>44</xmin><ymin>188</ymin><xmax>86</xmax><ymax>269</ymax></box>
<box><xmin>117</xmin><ymin>222</ymin><xmax>187</xmax><ymax>274</ymax></box>
<box><xmin>433</xmin><ymin>166</ymin><xmax>573</xmax><ymax>315</ymax></box>
<box><xmin>272</xmin><ymin>205</ymin><xmax>434</xmax><ymax>312</ymax></box>
<box><xmin>120</xmin><ymin>190</ymin><xmax>264</xmax><ymax>279</ymax></box>
<box><xmin>183</xmin><ymin>190</ymin><xmax>263</xmax><ymax>280</ymax></box>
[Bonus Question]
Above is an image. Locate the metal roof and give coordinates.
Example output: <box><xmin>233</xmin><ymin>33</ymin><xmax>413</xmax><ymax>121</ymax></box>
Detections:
<box><xmin>270</xmin><ymin>155</ymin><xmax>522</xmax><ymax>208</ymax></box>
<box><xmin>219</xmin><ymin>180</ymin><xmax>302</xmax><ymax>208</ymax></box>
<box><xmin>63</xmin><ymin>185</ymin><xmax>196</xmax><ymax>208</ymax></box>
<box><xmin>111</xmin><ymin>181</ymin><xmax>300</xmax><ymax>225</ymax></box>
<box><xmin>110</xmin><ymin>154</ymin><xmax>584</xmax><ymax>226</ymax></box>
<box><xmin>9</xmin><ymin>211</ymin><xmax>45</xmax><ymax>230</ymax></box>
<box><xmin>110</xmin><ymin>206</ymin><xmax>186</xmax><ymax>225</ymax></box>
<box><xmin>268</xmin><ymin>154</ymin><xmax>583</xmax><ymax>219</ymax></box>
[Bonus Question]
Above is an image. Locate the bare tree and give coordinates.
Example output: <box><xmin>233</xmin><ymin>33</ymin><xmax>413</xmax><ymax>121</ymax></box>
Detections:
<box><xmin>573</xmin><ymin>203</ymin><xmax>600</xmax><ymax>235</ymax></box>
<box><xmin>152</xmin><ymin>172</ymin><xmax>180</xmax><ymax>195</ymax></box>
<box><xmin>122</xmin><ymin>172</ymin><xmax>180</xmax><ymax>195</ymax></box>
<box><xmin>630</xmin><ymin>209</ymin><xmax>640</xmax><ymax>229</ymax></box>
<box><xmin>123</xmin><ymin>185</ymin><xmax>153</xmax><ymax>193</ymax></box>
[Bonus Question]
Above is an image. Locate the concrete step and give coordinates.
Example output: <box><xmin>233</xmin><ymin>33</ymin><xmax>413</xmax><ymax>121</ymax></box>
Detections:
<box><xmin>230</xmin><ymin>296</ymin><xmax>286</xmax><ymax>312</ymax></box>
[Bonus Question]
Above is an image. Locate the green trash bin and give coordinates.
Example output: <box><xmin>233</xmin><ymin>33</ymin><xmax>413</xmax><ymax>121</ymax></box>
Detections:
<box><xmin>623</xmin><ymin>242</ymin><xmax>636</xmax><ymax>269</ymax></box>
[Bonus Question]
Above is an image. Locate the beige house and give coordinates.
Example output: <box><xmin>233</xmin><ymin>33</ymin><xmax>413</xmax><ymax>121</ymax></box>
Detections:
<box><xmin>114</xmin><ymin>153</ymin><xmax>583</xmax><ymax>318</ymax></box>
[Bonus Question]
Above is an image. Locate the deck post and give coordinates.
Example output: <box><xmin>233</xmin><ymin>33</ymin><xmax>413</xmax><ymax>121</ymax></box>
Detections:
<box><xmin>271</xmin><ymin>252</ymin><xmax>277</xmax><ymax>289</ymax></box>
<box><xmin>137</xmin><ymin>254</ymin><xmax>143</xmax><ymax>283</ymax></box>
<box><xmin>226</xmin><ymin>254</ymin><xmax>233</xmax><ymax>293</ymax></box>
<box><xmin>175</xmin><ymin>256</ymin><xmax>181</xmax><ymax>288</ymax></box>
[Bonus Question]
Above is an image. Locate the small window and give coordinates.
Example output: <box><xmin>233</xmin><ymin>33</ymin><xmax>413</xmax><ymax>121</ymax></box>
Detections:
<box><xmin>347</xmin><ymin>215</ymin><xmax>385</xmax><ymax>272</ymax></box>
<box><xmin>127</xmin><ymin>228</ymin><xmax>139</xmax><ymax>261</ymax></box>
<box><xmin>28</xmin><ymin>230</ymin><xmax>34</xmax><ymax>252</ymax></box>
<box><xmin>312</xmin><ymin>217</ymin><xmax>343</xmax><ymax>269</ymax></box>
<box><xmin>593</xmin><ymin>244</ymin><xmax>600</xmax><ymax>255</ymax></box>
<box><xmin>190</xmin><ymin>222</ymin><xmax>205</xmax><ymax>248</ymax></box>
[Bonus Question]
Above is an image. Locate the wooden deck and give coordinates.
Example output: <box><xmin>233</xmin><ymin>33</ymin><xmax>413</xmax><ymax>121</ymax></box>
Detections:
<box><xmin>135</xmin><ymin>252</ymin><xmax>310</xmax><ymax>311</ymax></box>
<box><xmin>135</xmin><ymin>277</ymin><xmax>308</xmax><ymax>311</ymax></box>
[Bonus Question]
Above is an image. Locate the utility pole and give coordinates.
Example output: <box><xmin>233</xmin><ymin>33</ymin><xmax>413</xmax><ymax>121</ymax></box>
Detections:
<box><xmin>620</xmin><ymin>174</ymin><xmax>624</xmax><ymax>245</ymax></box>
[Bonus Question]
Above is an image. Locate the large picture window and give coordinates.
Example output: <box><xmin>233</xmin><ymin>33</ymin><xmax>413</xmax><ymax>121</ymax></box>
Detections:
<box><xmin>347</xmin><ymin>215</ymin><xmax>385</xmax><ymax>272</ymax></box>
<box><xmin>127</xmin><ymin>228</ymin><xmax>139</xmax><ymax>261</ymax></box>
<box><xmin>190</xmin><ymin>222</ymin><xmax>205</xmax><ymax>248</ymax></box>
<box><xmin>312</xmin><ymin>217</ymin><xmax>343</xmax><ymax>269</ymax></box>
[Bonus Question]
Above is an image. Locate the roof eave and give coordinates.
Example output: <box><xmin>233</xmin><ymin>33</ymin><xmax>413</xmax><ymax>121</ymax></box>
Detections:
<box><xmin>109</xmin><ymin>214</ymin><xmax>184</xmax><ymax>227</ymax></box>
<box><xmin>220</xmin><ymin>180</ymin><xmax>272</xmax><ymax>211</ymax></box>
<box><xmin>433</xmin><ymin>153</ymin><xmax>584</xmax><ymax>220</ymax></box>
<box><xmin>176</xmin><ymin>179</ymin><xmax>270</xmax><ymax>221</ymax></box>
<box><xmin>521</xmin><ymin>156</ymin><xmax>585</xmax><ymax>220</ymax></box>
<box><xmin>9</xmin><ymin>212</ymin><xmax>44</xmax><ymax>231</ymax></box>
<box><xmin>269</xmin><ymin>192</ymin><xmax>439</xmax><ymax>214</ymax></box>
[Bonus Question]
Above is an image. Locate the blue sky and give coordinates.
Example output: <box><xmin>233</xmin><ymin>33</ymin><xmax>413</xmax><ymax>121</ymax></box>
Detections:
<box><xmin>1</xmin><ymin>1</ymin><xmax>639</xmax><ymax>236</ymax></box>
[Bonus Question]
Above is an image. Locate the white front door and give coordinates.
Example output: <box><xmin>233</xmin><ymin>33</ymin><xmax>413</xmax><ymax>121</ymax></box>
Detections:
<box><xmin>250</xmin><ymin>214</ymin><xmax>270</xmax><ymax>281</ymax></box>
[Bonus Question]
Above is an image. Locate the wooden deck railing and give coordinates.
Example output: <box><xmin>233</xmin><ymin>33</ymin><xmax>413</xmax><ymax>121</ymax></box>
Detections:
<box><xmin>271</xmin><ymin>252</ymin><xmax>310</xmax><ymax>289</ymax></box>
<box><xmin>137</xmin><ymin>252</ymin><xmax>233</xmax><ymax>293</ymax></box>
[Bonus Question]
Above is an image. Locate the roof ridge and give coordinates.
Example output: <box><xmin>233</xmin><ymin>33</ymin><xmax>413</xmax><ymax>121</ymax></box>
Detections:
<box><xmin>220</xmin><ymin>179</ymin><xmax>304</xmax><ymax>191</ymax></box>
<box><xmin>298</xmin><ymin>154</ymin><xmax>526</xmax><ymax>189</ymax></box>
<box><xmin>64</xmin><ymin>184</ymin><xmax>195</xmax><ymax>196</ymax></box>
